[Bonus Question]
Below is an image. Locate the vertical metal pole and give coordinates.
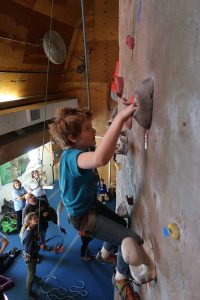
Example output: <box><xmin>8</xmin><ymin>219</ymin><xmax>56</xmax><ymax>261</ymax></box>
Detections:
<box><xmin>81</xmin><ymin>0</ymin><xmax>91</xmax><ymax>111</ymax></box>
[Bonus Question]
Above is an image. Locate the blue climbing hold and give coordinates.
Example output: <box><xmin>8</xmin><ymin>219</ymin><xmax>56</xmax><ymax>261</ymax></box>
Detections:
<box><xmin>163</xmin><ymin>227</ymin><xmax>170</xmax><ymax>238</ymax></box>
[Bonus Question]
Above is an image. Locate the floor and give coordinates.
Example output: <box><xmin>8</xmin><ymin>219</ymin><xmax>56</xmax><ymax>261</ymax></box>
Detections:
<box><xmin>4</xmin><ymin>182</ymin><xmax>114</xmax><ymax>300</ymax></box>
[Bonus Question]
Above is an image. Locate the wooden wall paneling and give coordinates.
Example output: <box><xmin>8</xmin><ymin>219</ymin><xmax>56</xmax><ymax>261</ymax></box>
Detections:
<box><xmin>12</xmin><ymin>0</ymin><xmax>83</xmax><ymax>27</ymax></box>
<box><xmin>0</xmin><ymin>72</ymin><xmax>64</xmax><ymax>102</ymax></box>
<box><xmin>95</xmin><ymin>0</ymin><xmax>118</xmax><ymax>41</ymax></box>
<box><xmin>33</xmin><ymin>0</ymin><xmax>82</xmax><ymax>27</ymax></box>
<box><xmin>0</xmin><ymin>12</ymin><xmax>28</xmax><ymax>42</ymax></box>
<box><xmin>64</xmin><ymin>28</ymin><xmax>81</xmax><ymax>72</ymax></box>
<box><xmin>90</xmin><ymin>83</ymin><xmax>108</xmax><ymax>136</ymax></box>
<box><xmin>0</xmin><ymin>2</ymin><xmax>33</xmax><ymax>35</ymax></box>
<box><xmin>0</xmin><ymin>2</ymin><xmax>73</xmax><ymax>70</ymax></box>
<box><xmin>89</xmin><ymin>40</ymin><xmax>118</xmax><ymax>82</ymax></box>
<box><xmin>12</xmin><ymin>0</ymin><xmax>37</xmax><ymax>10</ymax></box>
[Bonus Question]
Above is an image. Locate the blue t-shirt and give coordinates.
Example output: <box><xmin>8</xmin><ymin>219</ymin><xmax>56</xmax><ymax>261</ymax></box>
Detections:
<box><xmin>59</xmin><ymin>149</ymin><xmax>99</xmax><ymax>217</ymax></box>
<box><xmin>12</xmin><ymin>186</ymin><xmax>27</xmax><ymax>211</ymax></box>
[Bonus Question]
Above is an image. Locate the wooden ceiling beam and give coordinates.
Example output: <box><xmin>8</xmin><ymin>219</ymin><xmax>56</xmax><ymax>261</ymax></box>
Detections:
<box><xmin>12</xmin><ymin>0</ymin><xmax>83</xmax><ymax>27</ymax></box>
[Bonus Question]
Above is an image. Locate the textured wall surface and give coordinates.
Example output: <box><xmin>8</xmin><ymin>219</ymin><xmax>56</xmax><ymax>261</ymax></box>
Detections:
<box><xmin>116</xmin><ymin>1</ymin><xmax>200</xmax><ymax>299</ymax></box>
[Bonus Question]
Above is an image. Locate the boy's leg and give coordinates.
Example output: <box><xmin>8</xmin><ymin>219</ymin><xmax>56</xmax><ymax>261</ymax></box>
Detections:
<box><xmin>94</xmin><ymin>214</ymin><xmax>142</xmax><ymax>246</ymax></box>
<box><xmin>93</xmin><ymin>200</ymin><xmax>127</xmax><ymax>227</ymax></box>
<box><xmin>94</xmin><ymin>215</ymin><xmax>156</xmax><ymax>284</ymax></box>
<box><xmin>101</xmin><ymin>242</ymin><xmax>140</xmax><ymax>299</ymax></box>
<box><xmin>122</xmin><ymin>238</ymin><xmax>156</xmax><ymax>285</ymax></box>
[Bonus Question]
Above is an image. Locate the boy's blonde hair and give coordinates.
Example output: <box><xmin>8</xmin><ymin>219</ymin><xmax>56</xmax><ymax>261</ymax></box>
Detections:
<box><xmin>19</xmin><ymin>212</ymin><xmax>37</xmax><ymax>238</ymax></box>
<box><xmin>49</xmin><ymin>107</ymin><xmax>92</xmax><ymax>148</ymax></box>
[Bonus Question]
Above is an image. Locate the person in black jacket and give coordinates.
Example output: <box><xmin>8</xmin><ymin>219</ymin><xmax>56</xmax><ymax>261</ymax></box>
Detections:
<box><xmin>23</xmin><ymin>193</ymin><xmax>50</xmax><ymax>251</ymax></box>
<box><xmin>20</xmin><ymin>212</ymin><xmax>39</xmax><ymax>300</ymax></box>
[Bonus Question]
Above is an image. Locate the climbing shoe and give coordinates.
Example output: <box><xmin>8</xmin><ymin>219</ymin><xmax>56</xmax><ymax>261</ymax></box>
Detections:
<box><xmin>112</xmin><ymin>276</ymin><xmax>141</xmax><ymax>300</ymax></box>
<box><xmin>96</xmin><ymin>251</ymin><xmax>116</xmax><ymax>266</ymax></box>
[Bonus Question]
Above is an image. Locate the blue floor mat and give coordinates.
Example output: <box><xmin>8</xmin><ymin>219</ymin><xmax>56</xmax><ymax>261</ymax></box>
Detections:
<box><xmin>4</xmin><ymin>182</ymin><xmax>115</xmax><ymax>300</ymax></box>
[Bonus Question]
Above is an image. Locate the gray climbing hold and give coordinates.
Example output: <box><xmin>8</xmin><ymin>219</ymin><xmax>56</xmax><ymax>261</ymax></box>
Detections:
<box><xmin>133</xmin><ymin>78</ymin><xmax>154</xmax><ymax>129</ymax></box>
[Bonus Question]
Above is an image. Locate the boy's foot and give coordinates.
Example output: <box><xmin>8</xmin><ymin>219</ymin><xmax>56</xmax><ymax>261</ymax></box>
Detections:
<box><xmin>112</xmin><ymin>276</ymin><xmax>141</xmax><ymax>300</ymax></box>
<box><xmin>96</xmin><ymin>251</ymin><xmax>116</xmax><ymax>266</ymax></box>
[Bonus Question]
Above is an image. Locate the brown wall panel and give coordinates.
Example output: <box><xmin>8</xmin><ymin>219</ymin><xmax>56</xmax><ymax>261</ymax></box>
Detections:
<box><xmin>95</xmin><ymin>0</ymin><xmax>118</xmax><ymax>41</ymax></box>
<box><xmin>89</xmin><ymin>40</ymin><xmax>118</xmax><ymax>83</ymax></box>
<box><xmin>0</xmin><ymin>72</ymin><xmax>64</xmax><ymax>102</ymax></box>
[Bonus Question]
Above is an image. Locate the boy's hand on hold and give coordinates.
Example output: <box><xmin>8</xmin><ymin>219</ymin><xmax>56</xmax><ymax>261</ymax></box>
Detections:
<box><xmin>120</xmin><ymin>103</ymin><xmax>138</xmax><ymax>122</ymax></box>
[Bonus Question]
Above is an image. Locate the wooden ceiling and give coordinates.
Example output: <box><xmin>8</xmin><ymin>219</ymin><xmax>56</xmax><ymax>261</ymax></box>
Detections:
<box><xmin>0</xmin><ymin>0</ymin><xmax>118</xmax><ymax>113</ymax></box>
<box><xmin>11</xmin><ymin>0</ymin><xmax>83</xmax><ymax>27</ymax></box>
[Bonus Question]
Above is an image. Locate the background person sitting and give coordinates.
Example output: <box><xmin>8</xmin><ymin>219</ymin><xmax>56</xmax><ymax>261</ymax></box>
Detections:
<box><xmin>12</xmin><ymin>179</ymin><xmax>27</xmax><ymax>233</ymax></box>
<box><xmin>0</xmin><ymin>275</ymin><xmax>15</xmax><ymax>300</ymax></box>
<box><xmin>97</xmin><ymin>178</ymin><xmax>109</xmax><ymax>202</ymax></box>
<box><xmin>0</xmin><ymin>232</ymin><xmax>21</xmax><ymax>275</ymax></box>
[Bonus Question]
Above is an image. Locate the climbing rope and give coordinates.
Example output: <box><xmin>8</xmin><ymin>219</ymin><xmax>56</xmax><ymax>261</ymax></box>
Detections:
<box><xmin>36</xmin><ymin>2</ymin><xmax>93</xmax><ymax>297</ymax></box>
<box><xmin>81</xmin><ymin>0</ymin><xmax>91</xmax><ymax>111</ymax></box>
<box><xmin>39</xmin><ymin>234</ymin><xmax>89</xmax><ymax>299</ymax></box>
<box><xmin>36</xmin><ymin>0</ymin><xmax>54</xmax><ymax>239</ymax></box>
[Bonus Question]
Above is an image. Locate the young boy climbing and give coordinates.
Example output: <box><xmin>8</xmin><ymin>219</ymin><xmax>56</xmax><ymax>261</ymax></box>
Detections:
<box><xmin>49</xmin><ymin>105</ymin><xmax>156</xmax><ymax>299</ymax></box>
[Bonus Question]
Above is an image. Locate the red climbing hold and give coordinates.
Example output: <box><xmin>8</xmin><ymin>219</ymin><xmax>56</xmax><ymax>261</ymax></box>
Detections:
<box><xmin>116</xmin><ymin>76</ymin><xmax>124</xmax><ymax>98</ymax></box>
<box><xmin>126</xmin><ymin>35</ymin><xmax>135</xmax><ymax>50</ymax></box>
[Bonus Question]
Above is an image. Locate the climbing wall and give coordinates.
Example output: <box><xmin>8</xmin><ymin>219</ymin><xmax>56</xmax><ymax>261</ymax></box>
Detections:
<box><xmin>116</xmin><ymin>0</ymin><xmax>200</xmax><ymax>299</ymax></box>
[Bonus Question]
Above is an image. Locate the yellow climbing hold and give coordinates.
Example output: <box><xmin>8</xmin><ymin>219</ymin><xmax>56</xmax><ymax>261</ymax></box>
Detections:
<box><xmin>168</xmin><ymin>223</ymin><xmax>180</xmax><ymax>240</ymax></box>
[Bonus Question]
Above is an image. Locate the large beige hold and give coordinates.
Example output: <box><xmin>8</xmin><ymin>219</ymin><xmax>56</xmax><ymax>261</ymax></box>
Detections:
<box><xmin>133</xmin><ymin>78</ymin><xmax>154</xmax><ymax>129</ymax></box>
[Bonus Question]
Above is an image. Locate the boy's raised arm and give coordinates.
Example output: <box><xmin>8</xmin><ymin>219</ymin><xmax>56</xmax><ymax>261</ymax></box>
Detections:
<box><xmin>77</xmin><ymin>104</ymin><xmax>137</xmax><ymax>169</ymax></box>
